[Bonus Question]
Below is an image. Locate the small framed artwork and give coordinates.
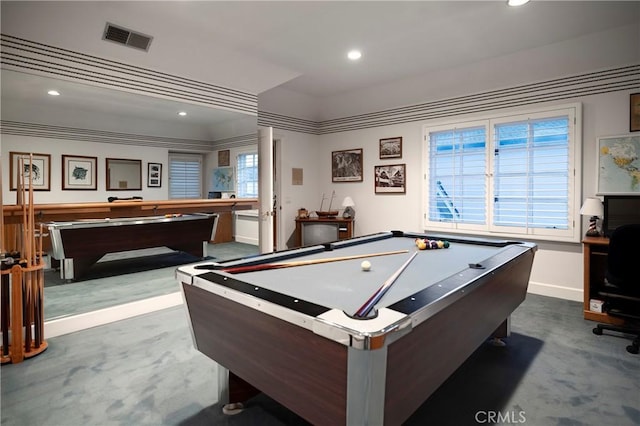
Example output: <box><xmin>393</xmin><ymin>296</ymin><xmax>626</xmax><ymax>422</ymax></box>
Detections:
<box><xmin>9</xmin><ymin>151</ymin><xmax>51</xmax><ymax>191</ymax></box>
<box><xmin>218</xmin><ymin>150</ymin><xmax>230</xmax><ymax>167</ymax></box>
<box><xmin>379</xmin><ymin>137</ymin><xmax>403</xmax><ymax>159</ymax></box>
<box><xmin>332</xmin><ymin>148</ymin><xmax>363</xmax><ymax>182</ymax></box>
<box><xmin>62</xmin><ymin>155</ymin><xmax>97</xmax><ymax>190</ymax></box>
<box><xmin>212</xmin><ymin>167</ymin><xmax>235</xmax><ymax>191</ymax></box>
<box><xmin>597</xmin><ymin>134</ymin><xmax>640</xmax><ymax>194</ymax></box>
<box><xmin>147</xmin><ymin>162</ymin><xmax>162</xmax><ymax>188</ymax></box>
<box><xmin>374</xmin><ymin>164</ymin><xmax>406</xmax><ymax>194</ymax></box>
<box><xmin>630</xmin><ymin>93</ymin><xmax>640</xmax><ymax>132</ymax></box>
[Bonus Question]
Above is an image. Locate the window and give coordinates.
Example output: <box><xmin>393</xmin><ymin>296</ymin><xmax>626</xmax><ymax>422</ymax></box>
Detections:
<box><xmin>168</xmin><ymin>152</ymin><xmax>202</xmax><ymax>199</ymax></box>
<box><xmin>237</xmin><ymin>152</ymin><xmax>258</xmax><ymax>198</ymax></box>
<box><xmin>424</xmin><ymin>104</ymin><xmax>581</xmax><ymax>242</ymax></box>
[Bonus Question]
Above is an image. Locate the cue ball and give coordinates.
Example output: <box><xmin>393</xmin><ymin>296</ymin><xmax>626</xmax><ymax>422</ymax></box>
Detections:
<box><xmin>361</xmin><ymin>260</ymin><xmax>372</xmax><ymax>271</ymax></box>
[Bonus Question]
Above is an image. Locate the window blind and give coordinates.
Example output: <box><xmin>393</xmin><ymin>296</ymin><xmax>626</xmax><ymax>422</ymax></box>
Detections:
<box><xmin>168</xmin><ymin>153</ymin><xmax>202</xmax><ymax>199</ymax></box>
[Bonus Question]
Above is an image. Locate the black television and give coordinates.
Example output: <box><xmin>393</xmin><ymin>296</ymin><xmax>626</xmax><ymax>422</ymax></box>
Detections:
<box><xmin>602</xmin><ymin>195</ymin><xmax>640</xmax><ymax>237</ymax></box>
<box><xmin>301</xmin><ymin>222</ymin><xmax>340</xmax><ymax>246</ymax></box>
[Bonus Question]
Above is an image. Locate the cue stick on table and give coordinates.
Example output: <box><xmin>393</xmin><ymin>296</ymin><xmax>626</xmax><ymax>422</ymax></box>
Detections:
<box><xmin>354</xmin><ymin>251</ymin><xmax>419</xmax><ymax>318</ymax></box>
<box><xmin>216</xmin><ymin>249</ymin><xmax>409</xmax><ymax>274</ymax></box>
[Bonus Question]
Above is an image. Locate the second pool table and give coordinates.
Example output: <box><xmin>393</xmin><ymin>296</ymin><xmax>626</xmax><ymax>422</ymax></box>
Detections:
<box><xmin>48</xmin><ymin>212</ymin><xmax>218</xmax><ymax>280</ymax></box>
<box><xmin>178</xmin><ymin>230</ymin><xmax>537</xmax><ymax>425</ymax></box>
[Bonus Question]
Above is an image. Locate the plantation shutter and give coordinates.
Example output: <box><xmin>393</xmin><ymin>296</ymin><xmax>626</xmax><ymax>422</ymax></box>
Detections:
<box><xmin>428</xmin><ymin>126</ymin><xmax>487</xmax><ymax>226</ymax></box>
<box><xmin>492</xmin><ymin>117</ymin><xmax>570</xmax><ymax>232</ymax></box>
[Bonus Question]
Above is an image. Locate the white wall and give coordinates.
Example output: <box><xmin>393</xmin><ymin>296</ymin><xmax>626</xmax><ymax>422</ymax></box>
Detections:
<box><xmin>273</xmin><ymin>129</ymin><xmax>322</xmax><ymax>248</ymax></box>
<box><xmin>272</xmin><ymin>89</ymin><xmax>635</xmax><ymax>302</ymax></box>
<box><xmin>1</xmin><ymin>135</ymin><xmax>169</xmax><ymax>204</ymax></box>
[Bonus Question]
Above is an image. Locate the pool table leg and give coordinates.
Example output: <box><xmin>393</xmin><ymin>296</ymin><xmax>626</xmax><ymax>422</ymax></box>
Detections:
<box><xmin>492</xmin><ymin>316</ymin><xmax>511</xmax><ymax>338</ymax></box>
<box><xmin>489</xmin><ymin>317</ymin><xmax>511</xmax><ymax>346</ymax></box>
<box><xmin>218</xmin><ymin>367</ymin><xmax>261</xmax><ymax>415</ymax></box>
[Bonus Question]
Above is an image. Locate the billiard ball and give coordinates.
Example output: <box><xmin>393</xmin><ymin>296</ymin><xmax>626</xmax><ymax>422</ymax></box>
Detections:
<box><xmin>361</xmin><ymin>260</ymin><xmax>372</xmax><ymax>271</ymax></box>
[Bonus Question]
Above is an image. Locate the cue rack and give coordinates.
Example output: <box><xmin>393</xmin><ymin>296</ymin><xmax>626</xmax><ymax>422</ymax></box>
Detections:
<box><xmin>1</xmin><ymin>153</ymin><xmax>48</xmax><ymax>364</ymax></box>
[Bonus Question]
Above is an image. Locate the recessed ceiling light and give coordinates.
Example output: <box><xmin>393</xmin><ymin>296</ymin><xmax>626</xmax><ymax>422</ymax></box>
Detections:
<box><xmin>178</xmin><ymin>111</ymin><xmax>187</xmax><ymax>116</ymax></box>
<box><xmin>47</xmin><ymin>90</ymin><xmax>60</xmax><ymax>96</ymax></box>
<box><xmin>507</xmin><ymin>0</ymin><xmax>530</xmax><ymax>6</ymax></box>
<box><xmin>347</xmin><ymin>50</ymin><xmax>362</xmax><ymax>61</ymax></box>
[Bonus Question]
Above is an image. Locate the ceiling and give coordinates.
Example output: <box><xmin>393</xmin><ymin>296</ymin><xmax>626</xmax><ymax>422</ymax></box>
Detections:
<box><xmin>1</xmin><ymin>1</ymin><xmax>639</xmax><ymax>126</ymax></box>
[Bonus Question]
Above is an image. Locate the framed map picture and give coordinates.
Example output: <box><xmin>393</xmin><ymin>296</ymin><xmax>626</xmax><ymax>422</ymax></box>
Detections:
<box><xmin>597</xmin><ymin>134</ymin><xmax>640</xmax><ymax>194</ymax></box>
<box><xmin>212</xmin><ymin>167</ymin><xmax>235</xmax><ymax>191</ymax></box>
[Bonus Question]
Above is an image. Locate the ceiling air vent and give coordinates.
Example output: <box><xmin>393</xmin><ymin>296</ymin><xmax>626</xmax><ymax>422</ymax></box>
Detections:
<box><xmin>103</xmin><ymin>23</ymin><xmax>153</xmax><ymax>52</ymax></box>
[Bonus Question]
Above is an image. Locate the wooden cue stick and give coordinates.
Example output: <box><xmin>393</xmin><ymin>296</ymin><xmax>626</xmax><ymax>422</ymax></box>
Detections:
<box><xmin>29</xmin><ymin>153</ymin><xmax>34</xmax><ymax>266</ymax></box>
<box><xmin>0</xmin><ymin>154</ymin><xmax>4</xmax><ymax>255</ymax></box>
<box><xmin>354</xmin><ymin>251</ymin><xmax>419</xmax><ymax>318</ymax></box>
<box><xmin>18</xmin><ymin>157</ymin><xmax>24</xmax><ymax>258</ymax></box>
<box><xmin>222</xmin><ymin>249</ymin><xmax>409</xmax><ymax>274</ymax></box>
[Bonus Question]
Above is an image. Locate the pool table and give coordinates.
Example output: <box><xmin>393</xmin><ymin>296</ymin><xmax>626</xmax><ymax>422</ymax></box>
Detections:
<box><xmin>177</xmin><ymin>231</ymin><xmax>536</xmax><ymax>425</ymax></box>
<box><xmin>48</xmin><ymin>213</ymin><xmax>218</xmax><ymax>280</ymax></box>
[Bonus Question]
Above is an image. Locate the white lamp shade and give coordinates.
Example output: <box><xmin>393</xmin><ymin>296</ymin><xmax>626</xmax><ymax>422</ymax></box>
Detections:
<box><xmin>342</xmin><ymin>196</ymin><xmax>355</xmax><ymax>207</ymax></box>
<box><xmin>580</xmin><ymin>197</ymin><xmax>603</xmax><ymax>217</ymax></box>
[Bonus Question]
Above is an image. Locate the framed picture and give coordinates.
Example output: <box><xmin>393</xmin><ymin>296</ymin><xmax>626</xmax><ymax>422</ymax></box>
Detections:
<box><xmin>9</xmin><ymin>151</ymin><xmax>51</xmax><ymax>191</ymax></box>
<box><xmin>218</xmin><ymin>150</ymin><xmax>230</xmax><ymax>167</ymax></box>
<box><xmin>596</xmin><ymin>134</ymin><xmax>640</xmax><ymax>194</ymax></box>
<box><xmin>332</xmin><ymin>148</ymin><xmax>363</xmax><ymax>182</ymax></box>
<box><xmin>62</xmin><ymin>155</ymin><xmax>97</xmax><ymax>190</ymax></box>
<box><xmin>630</xmin><ymin>93</ymin><xmax>640</xmax><ymax>132</ymax></box>
<box><xmin>212</xmin><ymin>167</ymin><xmax>235</xmax><ymax>191</ymax></box>
<box><xmin>379</xmin><ymin>137</ymin><xmax>403</xmax><ymax>159</ymax></box>
<box><xmin>147</xmin><ymin>162</ymin><xmax>162</xmax><ymax>188</ymax></box>
<box><xmin>374</xmin><ymin>164</ymin><xmax>406</xmax><ymax>194</ymax></box>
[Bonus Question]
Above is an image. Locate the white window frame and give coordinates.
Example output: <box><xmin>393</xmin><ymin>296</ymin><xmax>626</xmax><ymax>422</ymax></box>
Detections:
<box><xmin>236</xmin><ymin>149</ymin><xmax>259</xmax><ymax>199</ymax></box>
<box><xmin>423</xmin><ymin>103</ymin><xmax>582</xmax><ymax>243</ymax></box>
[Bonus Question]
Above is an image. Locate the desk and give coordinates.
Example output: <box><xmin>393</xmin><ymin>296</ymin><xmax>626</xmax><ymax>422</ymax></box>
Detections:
<box><xmin>582</xmin><ymin>236</ymin><xmax>624</xmax><ymax>325</ymax></box>
<box><xmin>178</xmin><ymin>231</ymin><xmax>536</xmax><ymax>425</ymax></box>
<box><xmin>48</xmin><ymin>213</ymin><xmax>218</xmax><ymax>280</ymax></box>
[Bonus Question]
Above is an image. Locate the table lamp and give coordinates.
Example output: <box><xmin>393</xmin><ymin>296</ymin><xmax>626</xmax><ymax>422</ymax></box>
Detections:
<box><xmin>342</xmin><ymin>196</ymin><xmax>356</xmax><ymax>219</ymax></box>
<box><xmin>580</xmin><ymin>197</ymin><xmax>603</xmax><ymax>237</ymax></box>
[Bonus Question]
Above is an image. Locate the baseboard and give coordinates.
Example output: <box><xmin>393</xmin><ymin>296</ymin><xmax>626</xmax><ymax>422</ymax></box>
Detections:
<box><xmin>528</xmin><ymin>280</ymin><xmax>582</xmax><ymax>302</ymax></box>
<box><xmin>234</xmin><ymin>235</ymin><xmax>259</xmax><ymax>245</ymax></box>
<box><xmin>44</xmin><ymin>292</ymin><xmax>184</xmax><ymax>338</ymax></box>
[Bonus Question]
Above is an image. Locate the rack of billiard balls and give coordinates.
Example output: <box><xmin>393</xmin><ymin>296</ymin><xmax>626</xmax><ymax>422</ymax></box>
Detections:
<box><xmin>415</xmin><ymin>238</ymin><xmax>450</xmax><ymax>250</ymax></box>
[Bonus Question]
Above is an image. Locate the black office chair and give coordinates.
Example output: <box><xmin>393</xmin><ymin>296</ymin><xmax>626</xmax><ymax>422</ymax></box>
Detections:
<box><xmin>592</xmin><ymin>223</ymin><xmax>640</xmax><ymax>354</ymax></box>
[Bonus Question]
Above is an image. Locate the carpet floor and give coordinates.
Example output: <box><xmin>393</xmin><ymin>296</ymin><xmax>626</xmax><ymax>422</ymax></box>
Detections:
<box><xmin>2</xmin><ymin>293</ymin><xmax>639</xmax><ymax>425</ymax></box>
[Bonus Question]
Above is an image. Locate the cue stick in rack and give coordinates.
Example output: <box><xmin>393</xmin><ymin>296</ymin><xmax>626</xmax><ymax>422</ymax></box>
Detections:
<box><xmin>354</xmin><ymin>251</ymin><xmax>419</xmax><ymax>318</ymax></box>
<box><xmin>218</xmin><ymin>249</ymin><xmax>409</xmax><ymax>274</ymax></box>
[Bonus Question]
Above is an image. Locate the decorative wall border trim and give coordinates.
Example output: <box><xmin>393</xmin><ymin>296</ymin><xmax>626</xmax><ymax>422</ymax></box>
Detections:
<box><xmin>1</xmin><ymin>34</ymin><xmax>257</xmax><ymax>116</ymax></box>
<box><xmin>259</xmin><ymin>64</ymin><xmax>640</xmax><ymax>135</ymax></box>
<box><xmin>0</xmin><ymin>120</ymin><xmax>256</xmax><ymax>151</ymax></box>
